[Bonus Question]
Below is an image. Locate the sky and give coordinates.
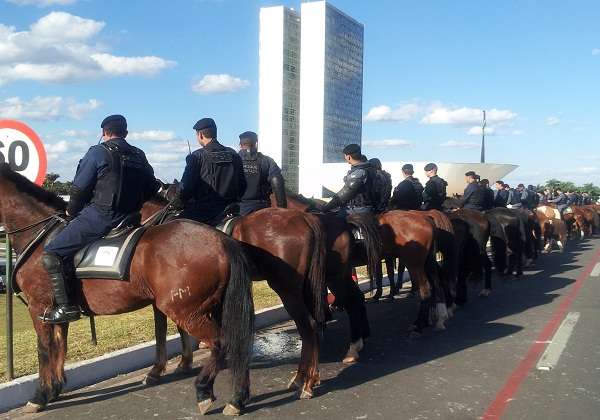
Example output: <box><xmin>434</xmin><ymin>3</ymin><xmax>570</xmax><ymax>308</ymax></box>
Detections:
<box><xmin>0</xmin><ymin>0</ymin><xmax>599</xmax><ymax>186</ymax></box>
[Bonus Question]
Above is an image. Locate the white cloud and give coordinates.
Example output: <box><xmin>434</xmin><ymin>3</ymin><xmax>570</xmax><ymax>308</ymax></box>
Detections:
<box><xmin>362</xmin><ymin>139</ymin><xmax>413</xmax><ymax>148</ymax></box>
<box><xmin>128</xmin><ymin>130</ymin><xmax>177</xmax><ymax>142</ymax></box>
<box><xmin>146</xmin><ymin>152</ymin><xmax>183</xmax><ymax>164</ymax></box>
<box><xmin>422</xmin><ymin>106</ymin><xmax>517</xmax><ymax>126</ymax></box>
<box><xmin>0</xmin><ymin>96</ymin><xmax>101</xmax><ymax>120</ymax></box>
<box><xmin>0</xmin><ymin>12</ymin><xmax>175</xmax><ymax>85</ymax></box>
<box><xmin>61</xmin><ymin>129</ymin><xmax>91</xmax><ymax>137</ymax></box>
<box><xmin>191</xmin><ymin>74</ymin><xmax>250</xmax><ymax>94</ymax></box>
<box><xmin>546</xmin><ymin>116</ymin><xmax>560</xmax><ymax>126</ymax></box>
<box><xmin>467</xmin><ymin>126</ymin><xmax>496</xmax><ymax>136</ymax></box>
<box><xmin>512</xmin><ymin>129</ymin><xmax>524</xmax><ymax>136</ymax></box>
<box><xmin>363</xmin><ymin>103</ymin><xmax>420</xmax><ymax>122</ymax></box>
<box><xmin>440</xmin><ymin>140</ymin><xmax>479</xmax><ymax>149</ymax></box>
<box><xmin>592</xmin><ymin>49</ymin><xmax>600</xmax><ymax>56</ymax></box>
<box><xmin>5</xmin><ymin>0</ymin><xmax>77</xmax><ymax>6</ymax></box>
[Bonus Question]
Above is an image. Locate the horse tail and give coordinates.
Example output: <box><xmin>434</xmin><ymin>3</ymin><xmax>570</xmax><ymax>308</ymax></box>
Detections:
<box><xmin>424</xmin><ymin>218</ymin><xmax>441</xmax><ymax>299</ymax></box>
<box><xmin>303</xmin><ymin>214</ymin><xmax>328</xmax><ymax>324</ymax></box>
<box><xmin>346</xmin><ymin>213</ymin><xmax>382</xmax><ymax>293</ymax></box>
<box><xmin>221</xmin><ymin>238</ymin><xmax>255</xmax><ymax>393</ymax></box>
<box><xmin>487</xmin><ymin>213</ymin><xmax>507</xmax><ymax>273</ymax></box>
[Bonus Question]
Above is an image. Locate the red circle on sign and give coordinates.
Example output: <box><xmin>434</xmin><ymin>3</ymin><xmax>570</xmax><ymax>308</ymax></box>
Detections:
<box><xmin>0</xmin><ymin>119</ymin><xmax>47</xmax><ymax>186</ymax></box>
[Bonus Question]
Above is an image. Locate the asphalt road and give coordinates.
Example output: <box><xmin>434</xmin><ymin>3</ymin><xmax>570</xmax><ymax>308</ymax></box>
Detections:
<box><xmin>5</xmin><ymin>238</ymin><xmax>600</xmax><ymax>420</ymax></box>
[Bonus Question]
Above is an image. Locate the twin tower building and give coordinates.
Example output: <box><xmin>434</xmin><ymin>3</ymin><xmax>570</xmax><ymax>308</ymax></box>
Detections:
<box><xmin>258</xmin><ymin>1</ymin><xmax>364</xmax><ymax>197</ymax></box>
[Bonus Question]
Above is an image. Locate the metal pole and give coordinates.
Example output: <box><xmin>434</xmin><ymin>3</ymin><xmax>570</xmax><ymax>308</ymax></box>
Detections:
<box><xmin>480</xmin><ymin>110</ymin><xmax>486</xmax><ymax>163</ymax></box>
<box><xmin>5</xmin><ymin>232</ymin><xmax>14</xmax><ymax>380</ymax></box>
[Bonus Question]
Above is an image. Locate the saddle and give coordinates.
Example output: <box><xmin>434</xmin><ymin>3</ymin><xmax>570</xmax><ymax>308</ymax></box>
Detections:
<box><xmin>213</xmin><ymin>203</ymin><xmax>241</xmax><ymax>236</ymax></box>
<box><xmin>74</xmin><ymin>213</ymin><xmax>146</xmax><ymax>281</ymax></box>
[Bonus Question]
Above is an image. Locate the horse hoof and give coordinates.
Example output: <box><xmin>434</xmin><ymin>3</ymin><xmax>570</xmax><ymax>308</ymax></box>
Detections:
<box><xmin>198</xmin><ymin>398</ymin><xmax>215</xmax><ymax>415</ymax></box>
<box><xmin>342</xmin><ymin>354</ymin><xmax>358</xmax><ymax>364</ymax></box>
<box><xmin>23</xmin><ymin>401</ymin><xmax>44</xmax><ymax>413</ymax></box>
<box><xmin>299</xmin><ymin>389</ymin><xmax>313</xmax><ymax>399</ymax></box>
<box><xmin>174</xmin><ymin>364</ymin><xmax>193</xmax><ymax>375</ymax></box>
<box><xmin>142</xmin><ymin>374</ymin><xmax>161</xmax><ymax>386</ymax></box>
<box><xmin>287</xmin><ymin>375</ymin><xmax>302</xmax><ymax>391</ymax></box>
<box><xmin>434</xmin><ymin>322</ymin><xmax>446</xmax><ymax>331</ymax></box>
<box><xmin>223</xmin><ymin>403</ymin><xmax>242</xmax><ymax>416</ymax></box>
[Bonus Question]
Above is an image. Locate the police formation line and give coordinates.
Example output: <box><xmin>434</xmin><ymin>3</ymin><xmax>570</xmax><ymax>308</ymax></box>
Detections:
<box><xmin>3</xmin><ymin>114</ymin><xmax>600</xmax><ymax>416</ymax></box>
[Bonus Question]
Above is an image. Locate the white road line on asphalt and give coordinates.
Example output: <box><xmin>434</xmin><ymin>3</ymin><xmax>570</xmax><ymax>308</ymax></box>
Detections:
<box><xmin>590</xmin><ymin>263</ymin><xmax>600</xmax><ymax>277</ymax></box>
<box><xmin>536</xmin><ymin>312</ymin><xmax>580</xmax><ymax>371</ymax></box>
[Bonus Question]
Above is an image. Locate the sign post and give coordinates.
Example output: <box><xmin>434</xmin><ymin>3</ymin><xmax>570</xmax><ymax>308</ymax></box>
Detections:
<box><xmin>0</xmin><ymin>119</ymin><xmax>47</xmax><ymax>380</ymax></box>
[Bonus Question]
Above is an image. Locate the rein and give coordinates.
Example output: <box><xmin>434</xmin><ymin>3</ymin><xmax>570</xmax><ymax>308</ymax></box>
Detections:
<box><xmin>4</xmin><ymin>214</ymin><xmax>65</xmax><ymax>235</ymax></box>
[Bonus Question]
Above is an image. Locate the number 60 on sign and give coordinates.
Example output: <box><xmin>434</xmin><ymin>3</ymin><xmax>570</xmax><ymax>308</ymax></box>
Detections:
<box><xmin>0</xmin><ymin>120</ymin><xmax>47</xmax><ymax>185</ymax></box>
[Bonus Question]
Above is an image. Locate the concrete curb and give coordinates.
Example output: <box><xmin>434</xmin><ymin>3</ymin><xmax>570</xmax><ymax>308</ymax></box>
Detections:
<box><xmin>0</xmin><ymin>275</ymin><xmax>392</xmax><ymax>413</ymax></box>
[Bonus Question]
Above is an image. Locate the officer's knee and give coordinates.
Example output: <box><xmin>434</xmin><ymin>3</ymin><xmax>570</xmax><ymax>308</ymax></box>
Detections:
<box><xmin>41</xmin><ymin>252</ymin><xmax>62</xmax><ymax>272</ymax></box>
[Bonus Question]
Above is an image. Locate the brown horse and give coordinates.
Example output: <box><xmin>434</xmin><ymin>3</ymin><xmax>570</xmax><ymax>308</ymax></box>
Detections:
<box><xmin>283</xmin><ymin>192</ymin><xmax>380</xmax><ymax>363</ymax></box>
<box><xmin>0</xmin><ymin>164</ymin><xmax>254</xmax><ymax>416</ymax></box>
<box><xmin>376</xmin><ymin>210</ymin><xmax>448</xmax><ymax>332</ymax></box>
<box><xmin>141</xmin><ymin>194</ymin><xmax>328</xmax><ymax>399</ymax></box>
<box><xmin>535</xmin><ymin>208</ymin><xmax>568</xmax><ymax>252</ymax></box>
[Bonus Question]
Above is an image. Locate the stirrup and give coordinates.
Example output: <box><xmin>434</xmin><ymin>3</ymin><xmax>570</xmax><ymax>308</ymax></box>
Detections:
<box><xmin>39</xmin><ymin>305</ymin><xmax>81</xmax><ymax>324</ymax></box>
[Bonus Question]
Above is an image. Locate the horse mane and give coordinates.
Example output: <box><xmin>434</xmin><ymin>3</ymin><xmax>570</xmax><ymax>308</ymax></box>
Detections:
<box><xmin>0</xmin><ymin>163</ymin><xmax>67</xmax><ymax>210</ymax></box>
<box><xmin>285</xmin><ymin>190</ymin><xmax>314</xmax><ymax>205</ymax></box>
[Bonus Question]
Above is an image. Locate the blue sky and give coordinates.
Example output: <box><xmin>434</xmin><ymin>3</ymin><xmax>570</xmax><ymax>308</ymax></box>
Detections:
<box><xmin>0</xmin><ymin>0</ymin><xmax>599</xmax><ymax>186</ymax></box>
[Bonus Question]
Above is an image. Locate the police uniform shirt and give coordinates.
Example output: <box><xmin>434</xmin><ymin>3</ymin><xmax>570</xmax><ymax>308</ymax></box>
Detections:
<box><xmin>73</xmin><ymin>138</ymin><xmax>157</xmax><ymax>215</ymax></box>
<box><xmin>180</xmin><ymin>140</ymin><xmax>246</xmax><ymax>206</ymax></box>
<box><xmin>422</xmin><ymin>175</ymin><xmax>447</xmax><ymax>210</ymax></box>
<box><xmin>461</xmin><ymin>182</ymin><xmax>485</xmax><ymax>210</ymax></box>
<box><xmin>240</xmin><ymin>151</ymin><xmax>282</xmax><ymax>202</ymax></box>
<box><xmin>390</xmin><ymin>176</ymin><xmax>423</xmax><ymax>210</ymax></box>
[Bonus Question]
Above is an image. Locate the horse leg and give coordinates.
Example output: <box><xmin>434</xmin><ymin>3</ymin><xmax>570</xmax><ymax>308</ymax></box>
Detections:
<box><xmin>480</xmin><ymin>251</ymin><xmax>493</xmax><ymax>297</ymax></box>
<box><xmin>23</xmin><ymin>316</ymin><xmax>59</xmax><ymax>413</ymax></box>
<box><xmin>195</xmin><ymin>343</ymin><xmax>225</xmax><ymax>415</ymax></box>
<box><xmin>144</xmin><ymin>305</ymin><xmax>168</xmax><ymax>385</ymax></box>
<box><xmin>49</xmin><ymin>323</ymin><xmax>68</xmax><ymax>401</ymax></box>
<box><xmin>385</xmin><ymin>257</ymin><xmax>397</xmax><ymax>297</ymax></box>
<box><xmin>174</xmin><ymin>326</ymin><xmax>194</xmax><ymax>374</ymax></box>
<box><xmin>280</xmin><ymin>294</ymin><xmax>320</xmax><ymax>399</ymax></box>
<box><xmin>371</xmin><ymin>261</ymin><xmax>383</xmax><ymax>301</ymax></box>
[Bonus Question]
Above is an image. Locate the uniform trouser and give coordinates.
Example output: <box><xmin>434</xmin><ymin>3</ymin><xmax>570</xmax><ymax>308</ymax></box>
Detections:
<box><xmin>45</xmin><ymin>206</ymin><xmax>119</xmax><ymax>258</ymax></box>
<box><xmin>337</xmin><ymin>206</ymin><xmax>373</xmax><ymax>218</ymax></box>
<box><xmin>240</xmin><ymin>200</ymin><xmax>270</xmax><ymax>216</ymax></box>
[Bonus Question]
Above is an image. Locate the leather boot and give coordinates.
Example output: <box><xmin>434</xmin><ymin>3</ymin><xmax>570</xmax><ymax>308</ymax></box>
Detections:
<box><xmin>39</xmin><ymin>252</ymin><xmax>80</xmax><ymax>324</ymax></box>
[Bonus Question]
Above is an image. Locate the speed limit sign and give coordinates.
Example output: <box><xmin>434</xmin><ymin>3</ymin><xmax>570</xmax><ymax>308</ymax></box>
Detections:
<box><xmin>0</xmin><ymin>120</ymin><xmax>47</xmax><ymax>186</ymax></box>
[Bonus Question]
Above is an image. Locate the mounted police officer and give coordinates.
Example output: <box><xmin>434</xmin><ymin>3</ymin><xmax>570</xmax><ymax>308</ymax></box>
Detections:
<box><xmin>42</xmin><ymin>115</ymin><xmax>159</xmax><ymax>324</ymax></box>
<box><xmin>368</xmin><ymin>158</ymin><xmax>392</xmax><ymax>213</ymax></box>
<box><xmin>460</xmin><ymin>171</ymin><xmax>486</xmax><ymax>211</ymax></box>
<box><xmin>493</xmin><ymin>180</ymin><xmax>509</xmax><ymax>207</ymax></box>
<box><xmin>506</xmin><ymin>184</ymin><xmax>522</xmax><ymax>208</ymax></box>
<box><xmin>175</xmin><ymin>118</ymin><xmax>246</xmax><ymax>225</ymax></box>
<box><xmin>422</xmin><ymin>162</ymin><xmax>447</xmax><ymax>210</ymax></box>
<box><xmin>526</xmin><ymin>185</ymin><xmax>540</xmax><ymax>209</ymax></box>
<box><xmin>238</xmin><ymin>131</ymin><xmax>286</xmax><ymax>216</ymax></box>
<box><xmin>321</xmin><ymin>144</ymin><xmax>376</xmax><ymax>215</ymax></box>
<box><xmin>548</xmin><ymin>188</ymin><xmax>568</xmax><ymax>214</ymax></box>
<box><xmin>480</xmin><ymin>178</ymin><xmax>495</xmax><ymax>210</ymax></box>
<box><xmin>389</xmin><ymin>163</ymin><xmax>423</xmax><ymax>210</ymax></box>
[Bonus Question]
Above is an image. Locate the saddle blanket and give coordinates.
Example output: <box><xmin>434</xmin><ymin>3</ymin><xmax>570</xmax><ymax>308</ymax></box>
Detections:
<box><xmin>74</xmin><ymin>227</ymin><xmax>146</xmax><ymax>280</ymax></box>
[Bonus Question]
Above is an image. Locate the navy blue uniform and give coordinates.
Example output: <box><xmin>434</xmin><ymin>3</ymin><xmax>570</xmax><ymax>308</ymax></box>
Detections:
<box><xmin>422</xmin><ymin>175</ymin><xmax>447</xmax><ymax>210</ymax></box>
<box><xmin>45</xmin><ymin>138</ymin><xmax>157</xmax><ymax>257</ymax></box>
<box><xmin>179</xmin><ymin>140</ymin><xmax>246</xmax><ymax>224</ymax></box>
<box><xmin>494</xmin><ymin>189</ymin><xmax>509</xmax><ymax>207</ymax></box>
<box><xmin>322</xmin><ymin>162</ymin><xmax>376</xmax><ymax>215</ymax></box>
<box><xmin>239</xmin><ymin>150</ymin><xmax>284</xmax><ymax>216</ymax></box>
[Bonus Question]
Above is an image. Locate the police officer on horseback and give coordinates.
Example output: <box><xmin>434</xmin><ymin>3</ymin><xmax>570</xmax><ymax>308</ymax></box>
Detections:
<box><xmin>42</xmin><ymin>115</ymin><xmax>159</xmax><ymax>324</ymax></box>
<box><xmin>368</xmin><ymin>158</ymin><xmax>392</xmax><ymax>213</ymax></box>
<box><xmin>321</xmin><ymin>144</ymin><xmax>376</xmax><ymax>215</ymax></box>
<box><xmin>461</xmin><ymin>171</ymin><xmax>486</xmax><ymax>211</ymax></box>
<box><xmin>238</xmin><ymin>131</ymin><xmax>287</xmax><ymax>215</ymax></box>
<box><xmin>422</xmin><ymin>162</ymin><xmax>447</xmax><ymax>210</ymax></box>
<box><xmin>176</xmin><ymin>118</ymin><xmax>246</xmax><ymax>224</ymax></box>
<box><xmin>389</xmin><ymin>163</ymin><xmax>423</xmax><ymax>210</ymax></box>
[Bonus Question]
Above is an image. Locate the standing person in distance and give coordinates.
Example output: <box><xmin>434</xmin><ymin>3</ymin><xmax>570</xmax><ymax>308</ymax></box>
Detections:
<box><xmin>237</xmin><ymin>131</ymin><xmax>287</xmax><ymax>216</ymax></box>
<box><xmin>421</xmin><ymin>162</ymin><xmax>447</xmax><ymax>210</ymax></box>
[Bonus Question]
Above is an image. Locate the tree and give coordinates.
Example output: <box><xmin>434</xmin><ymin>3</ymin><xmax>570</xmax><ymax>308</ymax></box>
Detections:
<box><xmin>43</xmin><ymin>173</ymin><xmax>72</xmax><ymax>196</ymax></box>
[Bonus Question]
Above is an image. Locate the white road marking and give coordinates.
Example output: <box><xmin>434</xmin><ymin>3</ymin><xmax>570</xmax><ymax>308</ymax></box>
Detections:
<box><xmin>590</xmin><ymin>263</ymin><xmax>600</xmax><ymax>277</ymax></box>
<box><xmin>536</xmin><ymin>312</ymin><xmax>580</xmax><ymax>371</ymax></box>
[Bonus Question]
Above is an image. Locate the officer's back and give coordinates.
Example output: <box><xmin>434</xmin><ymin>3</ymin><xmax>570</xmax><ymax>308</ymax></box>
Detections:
<box><xmin>178</xmin><ymin>118</ymin><xmax>246</xmax><ymax>224</ymax></box>
<box><xmin>422</xmin><ymin>163</ymin><xmax>447</xmax><ymax>210</ymax></box>
<box><xmin>461</xmin><ymin>171</ymin><xmax>485</xmax><ymax>211</ymax></box>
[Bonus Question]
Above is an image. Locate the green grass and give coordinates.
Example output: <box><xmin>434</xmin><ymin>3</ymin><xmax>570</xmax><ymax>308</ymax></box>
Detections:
<box><xmin>0</xmin><ymin>281</ymin><xmax>280</xmax><ymax>382</ymax></box>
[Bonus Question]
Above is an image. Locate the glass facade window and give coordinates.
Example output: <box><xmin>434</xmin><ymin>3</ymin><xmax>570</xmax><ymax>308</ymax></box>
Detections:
<box><xmin>281</xmin><ymin>8</ymin><xmax>301</xmax><ymax>192</ymax></box>
<box><xmin>323</xmin><ymin>4</ymin><xmax>364</xmax><ymax>163</ymax></box>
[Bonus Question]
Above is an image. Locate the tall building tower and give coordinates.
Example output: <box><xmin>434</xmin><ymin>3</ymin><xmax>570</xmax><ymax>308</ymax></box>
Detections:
<box><xmin>298</xmin><ymin>1</ymin><xmax>364</xmax><ymax>197</ymax></box>
<box><xmin>258</xmin><ymin>6</ymin><xmax>301</xmax><ymax>192</ymax></box>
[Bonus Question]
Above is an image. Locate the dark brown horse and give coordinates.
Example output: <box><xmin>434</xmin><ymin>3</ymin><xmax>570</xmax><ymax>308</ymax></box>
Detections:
<box><xmin>141</xmin><ymin>196</ymin><xmax>328</xmax><ymax>399</ymax></box>
<box><xmin>0</xmin><ymin>164</ymin><xmax>254</xmax><ymax>416</ymax></box>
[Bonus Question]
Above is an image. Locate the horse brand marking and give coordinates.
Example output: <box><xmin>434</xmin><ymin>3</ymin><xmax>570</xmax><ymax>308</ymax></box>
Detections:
<box><xmin>171</xmin><ymin>286</ymin><xmax>191</xmax><ymax>302</ymax></box>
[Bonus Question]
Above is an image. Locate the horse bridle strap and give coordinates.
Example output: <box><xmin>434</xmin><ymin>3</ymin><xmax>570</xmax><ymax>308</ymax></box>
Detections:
<box><xmin>8</xmin><ymin>215</ymin><xmax>67</xmax><ymax>294</ymax></box>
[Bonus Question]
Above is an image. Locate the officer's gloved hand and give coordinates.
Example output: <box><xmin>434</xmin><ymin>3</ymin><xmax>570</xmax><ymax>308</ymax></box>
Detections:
<box><xmin>320</xmin><ymin>196</ymin><xmax>341</xmax><ymax>213</ymax></box>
